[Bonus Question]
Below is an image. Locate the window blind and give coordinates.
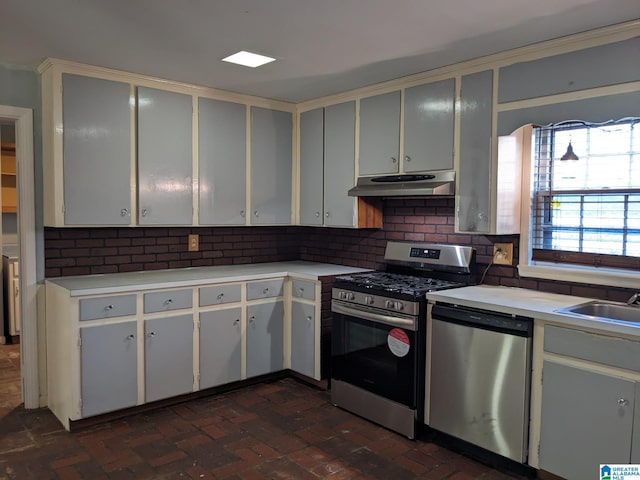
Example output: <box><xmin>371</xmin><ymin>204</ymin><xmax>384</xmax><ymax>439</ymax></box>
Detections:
<box><xmin>531</xmin><ymin>119</ymin><xmax>640</xmax><ymax>270</ymax></box>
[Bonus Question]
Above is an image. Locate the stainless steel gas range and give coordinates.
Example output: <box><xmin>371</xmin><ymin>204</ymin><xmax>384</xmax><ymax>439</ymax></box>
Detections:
<box><xmin>330</xmin><ymin>241</ymin><xmax>476</xmax><ymax>439</ymax></box>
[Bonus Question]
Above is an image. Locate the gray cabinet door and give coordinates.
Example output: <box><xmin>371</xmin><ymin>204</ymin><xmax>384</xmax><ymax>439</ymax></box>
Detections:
<box><xmin>403</xmin><ymin>79</ymin><xmax>455</xmax><ymax>173</ymax></box>
<box><xmin>359</xmin><ymin>91</ymin><xmax>400</xmax><ymax>175</ymax></box>
<box><xmin>198</xmin><ymin>98</ymin><xmax>247</xmax><ymax>225</ymax></box>
<box><xmin>324</xmin><ymin>101</ymin><xmax>356</xmax><ymax>227</ymax></box>
<box><xmin>291</xmin><ymin>302</ymin><xmax>315</xmax><ymax>379</ymax></box>
<box><xmin>199</xmin><ymin>308</ymin><xmax>242</xmax><ymax>389</ymax></box>
<box><xmin>144</xmin><ymin>314</ymin><xmax>194</xmax><ymax>402</ymax></box>
<box><xmin>539</xmin><ymin>361</ymin><xmax>634</xmax><ymax>480</ymax></box>
<box><xmin>62</xmin><ymin>74</ymin><xmax>131</xmax><ymax>225</ymax></box>
<box><xmin>457</xmin><ymin>70</ymin><xmax>493</xmax><ymax>233</ymax></box>
<box><xmin>250</xmin><ymin>107</ymin><xmax>292</xmax><ymax>224</ymax></box>
<box><xmin>80</xmin><ymin>321</ymin><xmax>137</xmax><ymax>417</ymax></box>
<box><xmin>299</xmin><ymin>108</ymin><xmax>324</xmax><ymax>225</ymax></box>
<box><xmin>137</xmin><ymin>87</ymin><xmax>193</xmax><ymax>225</ymax></box>
<box><xmin>246</xmin><ymin>301</ymin><xmax>284</xmax><ymax>377</ymax></box>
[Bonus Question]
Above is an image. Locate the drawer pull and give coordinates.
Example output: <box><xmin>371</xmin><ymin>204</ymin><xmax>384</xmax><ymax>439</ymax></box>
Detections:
<box><xmin>217</xmin><ymin>293</ymin><xmax>224</xmax><ymax>300</ymax></box>
<box><xmin>105</xmin><ymin>304</ymin><xmax>114</xmax><ymax>311</ymax></box>
<box><xmin>618</xmin><ymin>398</ymin><xmax>629</xmax><ymax>406</ymax></box>
<box><xmin>233</xmin><ymin>319</ymin><xmax>240</xmax><ymax>326</ymax></box>
<box><xmin>164</xmin><ymin>299</ymin><xmax>173</xmax><ymax>305</ymax></box>
<box><xmin>306</xmin><ymin>316</ymin><xmax>312</xmax><ymax>322</ymax></box>
<box><xmin>126</xmin><ymin>334</ymin><xmax>135</xmax><ymax>340</ymax></box>
<box><xmin>249</xmin><ymin>316</ymin><xmax>255</xmax><ymax>324</ymax></box>
<box><xmin>147</xmin><ymin>332</ymin><xmax>156</xmax><ymax>338</ymax></box>
<box><xmin>263</xmin><ymin>288</ymin><xmax>269</xmax><ymax>294</ymax></box>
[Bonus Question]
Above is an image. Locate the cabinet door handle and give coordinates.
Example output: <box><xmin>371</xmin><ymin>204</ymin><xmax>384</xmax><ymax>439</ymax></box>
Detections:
<box><xmin>126</xmin><ymin>334</ymin><xmax>135</xmax><ymax>340</ymax></box>
<box><xmin>147</xmin><ymin>331</ymin><xmax>156</xmax><ymax>338</ymax></box>
<box><xmin>249</xmin><ymin>316</ymin><xmax>255</xmax><ymax>324</ymax></box>
<box><xmin>141</xmin><ymin>209</ymin><xmax>149</xmax><ymax>217</ymax></box>
<box><xmin>120</xmin><ymin>208</ymin><xmax>129</xmax><ymax>217</ymax></box>
<box><xmin>404</xmin><ymin>155</ymin><xmax>411</xmax><ymax>162</ymax></box>
<box><xmin>254</xmin><ymin>210</ymin><xmax>259</xmax><ymax>217</ymax></box>
<box><xmin>233</xmin><ymin>319</ymin><xmax>240</xmax><ymax>326</ymax></box>
<box><xmin>325</xmin><ymin>212</ymin><xmax>330</xmax><ymax>218</ymax></box>
<box><xmin>618</xmin><ymin>398</ymin><xmax>629</xmax><ymax>406</ymax></box>
<box><xmin>315</xmin><ymin>211</ymin><xmax>320</xmax><ymax>218</ymax></box>
<box><xmin>240</xmin><ymin>210</ymin><xmax>246</xmax><ymax>218</ymax></box>
<box><xmin>306</xmin><ymin>316</ymin><xmax>313</xmax><ymax>322</ymax></box>
<box><xmin>391</xmin><ymin>157</ymin><xmax>397</xmax><ymax>163</ymax></box>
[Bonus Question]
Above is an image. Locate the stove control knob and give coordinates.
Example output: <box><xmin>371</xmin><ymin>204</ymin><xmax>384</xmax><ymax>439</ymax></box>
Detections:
<box><xmin>364</xmin><ymin>296</ymin><xmax>374</xmax><ymax>305</ymax></box>
<box><xmin>394</xmin><ymin>302</ymin><xmax>404</xmax><ymax>311</ymax></box>
<box><xmin>346</xmin><ymin>292</ymin><xmax>355</xmax><ymax>301</ymax></box>
<box><xmin>338</xmin><ymin>291</ymin><xmax>347</xmax><ymax>300</ymax></box>
<box><xmin>385</xmin><ymin>300</ymin><xmax>395</xmax><ymax>309</ymax></box>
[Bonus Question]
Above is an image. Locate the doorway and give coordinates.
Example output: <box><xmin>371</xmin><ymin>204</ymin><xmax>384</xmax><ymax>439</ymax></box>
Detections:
<box><xmin>0</xmin><ymin>105</ymin><xmax>38</xmax><ymax>409</ymax></box>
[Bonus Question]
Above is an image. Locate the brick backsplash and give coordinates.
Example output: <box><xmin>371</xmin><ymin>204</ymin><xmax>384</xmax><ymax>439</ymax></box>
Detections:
<box><xmin>44</xmin><ymin>198</ymin><xmax>635</xmax><ymax>301</ymax></box>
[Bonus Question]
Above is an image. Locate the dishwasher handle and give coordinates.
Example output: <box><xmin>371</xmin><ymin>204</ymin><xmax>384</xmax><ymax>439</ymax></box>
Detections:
<box><xmin>431</xmin><ymin>303</ymin><xmax>533</xmax><ymax>337</ymax></box>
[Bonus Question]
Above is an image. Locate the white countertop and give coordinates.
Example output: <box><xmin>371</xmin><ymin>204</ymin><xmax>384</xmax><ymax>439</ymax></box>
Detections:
<box><xmin>427</xmin><ymin>285</ymin><xmax>640</xmax><ymax>338</ymax></box>
<box><xmin>2</xmin><ymin>244</ymin><xmax>18</xmax><ymax>261</ymax></box>
<box><xmin>46</xmin><ymin>261</ymin><xmax>371</xmax><ymax>296</ymax></box>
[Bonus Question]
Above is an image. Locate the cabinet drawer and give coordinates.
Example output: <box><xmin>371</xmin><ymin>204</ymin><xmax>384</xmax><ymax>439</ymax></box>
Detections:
<box><xmin>144</xmin><ymin>289</ymin><xmax>192</xmax><ymax>313</ymax></box>
<box><xmin>199</xmin><ymin>284</ymin><xmax>242</xmax><ymax>306</ymax></box>
<box><xmin>291</xmin><ymin>279</ymin><xmax>316</xmax><ymax>301</ymax></box>
<box><xmin>80</xmin><ymin>294</ymin><xmax>137</xmax><ymax>321</ymax></box>
<box><xmin>246</xmin><ymin>279</ymin><xmax>284</xmax><ymax>300</ymax></box>
<box><xmin>544</xmin><ymin>325</ymin><xmax>640</xmax><ymax>371</ymax></box>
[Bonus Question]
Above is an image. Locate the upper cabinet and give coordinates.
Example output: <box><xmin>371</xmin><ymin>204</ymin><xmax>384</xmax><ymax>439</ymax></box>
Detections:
<box><xmin>137</xmin><ymin>87</ymin><xmax>193</xmax><ymax>225</ymax></box>
<box><xmin>358</xmin><ymin>81</ymin><xmax>455</xmax><ymax>176</ymax></box>
<box><xmin>457</xmin><ymin>70</ymin><xmax>493</xmax><ymax>234</ymax></box>
<box><xmin>250</xmin><ymin>107</ymin><xmax>293</xmax><ymax>224</ymax></box>
<box><xmin>41</xmin><ymin>61</ymin><xmax>296</xmax><ymax>228</ymax></box>
<box><xmin>60</xmin><ymin>74</ymin><xmax>133</xmax><ymax>225</ymax></box>
<box><xmin>299</xmin><ymin>108</ymin><xmax>324</xmax><ymax>226</ymax></box>
<box><xmin>358</xmin><ymin>91</ymin><xmax>401</xmax><ymax>175</ymax></box>
<box><xmin>299</xmin><ymin>102</ymin><xmax>382</xmax><ymax>228</ymax></box>
<box><xmin>198</xmin><ymin>98</ymin><xmax>247</xmax><ymax>225</ymax></box>
<box><xmin>403</xmin><ymin>79</ymin><xmax>455</xmax><ymax>173</ymax></box>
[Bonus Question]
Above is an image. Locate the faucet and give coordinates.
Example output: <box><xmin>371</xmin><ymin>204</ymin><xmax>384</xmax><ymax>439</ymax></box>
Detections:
<box><xmin>627</xmin><ymin>293</ymin><xmax>640</xmax><ymax>306</ymax></box>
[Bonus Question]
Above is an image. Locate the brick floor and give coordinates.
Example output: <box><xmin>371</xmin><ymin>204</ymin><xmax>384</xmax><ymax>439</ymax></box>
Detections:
<box><xmin>0</xmin><ymin>344</ymin><xmax>527</xmax><ymax>479</ymax></box>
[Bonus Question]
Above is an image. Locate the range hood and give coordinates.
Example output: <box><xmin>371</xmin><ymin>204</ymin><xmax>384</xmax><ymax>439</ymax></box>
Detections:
<box><xmin>348</xmin><ymin>171</ymin><xmax>455</xmax><ymax>197</ymax></box>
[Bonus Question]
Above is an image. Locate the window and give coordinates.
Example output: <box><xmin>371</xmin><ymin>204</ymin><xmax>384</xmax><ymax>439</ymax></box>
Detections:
<box><xmin>528</xmin><ymin>118</ymin><xmax>640</xmax><ymax>274</ymax></box>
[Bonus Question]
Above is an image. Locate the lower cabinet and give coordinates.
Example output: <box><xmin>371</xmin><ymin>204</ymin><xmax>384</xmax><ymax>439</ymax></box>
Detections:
<box><xmin>246</xmin><ymin>301</ymin><xmax>284</xmax><ymax>377</ymax></box>
<box><xmin>46</xmin><ymin>273</ymin><xmax>327</xmax><ymax>430</ymax></box>
<box><xmin>539</xmin><ymin>361</ymin><xmax>636</xmax><ymax>479</ymax></box>
<box><xmin>290</xmin><ymin>301</ymin><xmax>316</xmax><ymax>379</ymax></box>
<box><xmin>199</xmin><ymin>307</ymin><xmax>242</xmax><ymax>388</ymax></box>
<box><xmin>80</xmin><ymin>321</ymin><xmax>138</xmax><ymax>417</ymax></box>
<box><xmin>536</xmin><ymin>324</ymin><xmax>640</xmax><ymax>479</ymax></box>
<box><xmin>144</xmin><ymin>314</ymin><xmax>194</xmax><ymax>402</ymax></box>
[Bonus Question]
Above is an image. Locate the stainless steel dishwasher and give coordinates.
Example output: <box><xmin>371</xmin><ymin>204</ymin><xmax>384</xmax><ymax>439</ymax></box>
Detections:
<box><xmin>428</xmin><ymin>303</ymin><xmax>533</xmax><ymax>463</ymax></box>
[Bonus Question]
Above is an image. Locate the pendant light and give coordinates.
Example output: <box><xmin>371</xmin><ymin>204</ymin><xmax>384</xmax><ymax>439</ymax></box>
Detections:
<box><xmin>560</xmin><ymin>141</ymin><xmax>579</xmax><ymax>161</ymax></box>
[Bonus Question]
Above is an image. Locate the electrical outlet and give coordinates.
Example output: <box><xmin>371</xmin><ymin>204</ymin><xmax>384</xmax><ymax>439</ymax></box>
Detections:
<box><xmin>493</xmin><ymin>243</ymin><xmax>513</xmax><ymax>265</ymax></box>
<box><xmin>188</xmin><ymin>234</ymin><xmax>199</xmax><ymax>252</ymax></box>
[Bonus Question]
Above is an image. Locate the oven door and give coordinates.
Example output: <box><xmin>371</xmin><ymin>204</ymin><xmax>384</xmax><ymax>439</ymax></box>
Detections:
<box><xmin>331</xmin><ymin>301</ymin><xmax>419</xmax><ymax>408</ymax></box>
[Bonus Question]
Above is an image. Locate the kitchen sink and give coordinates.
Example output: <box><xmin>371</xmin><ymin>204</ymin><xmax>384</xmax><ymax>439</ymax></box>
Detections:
<box><xmin>556</xmin><ymin>301</ymin><xmax>640</xmax><ymax>324</ymax></box>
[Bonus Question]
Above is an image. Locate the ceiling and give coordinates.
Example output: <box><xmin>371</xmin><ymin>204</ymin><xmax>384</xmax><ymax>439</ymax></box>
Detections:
<box><xmin>1</xmin><ymin>0</ymin><xmax>639</xmax><ymax>103</ymax></box>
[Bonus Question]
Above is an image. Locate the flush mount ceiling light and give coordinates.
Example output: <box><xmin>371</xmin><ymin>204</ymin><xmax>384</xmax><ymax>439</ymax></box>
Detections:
<box><xmin>560</xmin><ymin>141</ymin><xmax>579</xmax><ymax>161</ymax></box>
<box><xmin>222</xmin><ymin>51</ymin><xmax>276</xmax><ymax>68</ymax></box>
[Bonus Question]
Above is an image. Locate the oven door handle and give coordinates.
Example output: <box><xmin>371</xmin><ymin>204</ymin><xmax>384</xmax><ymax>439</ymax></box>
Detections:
<box><xmin>332</xmin><ymin>301</ymin><xmax>417</xmax><ymax>331</ymax></box>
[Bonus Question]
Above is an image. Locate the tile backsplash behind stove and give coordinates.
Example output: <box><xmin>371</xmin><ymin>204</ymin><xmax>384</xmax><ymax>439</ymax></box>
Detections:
<box><xmin>44</xmin><ymin>197</ymin><xmax>633</xmax><ymax>302</ymax></box>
